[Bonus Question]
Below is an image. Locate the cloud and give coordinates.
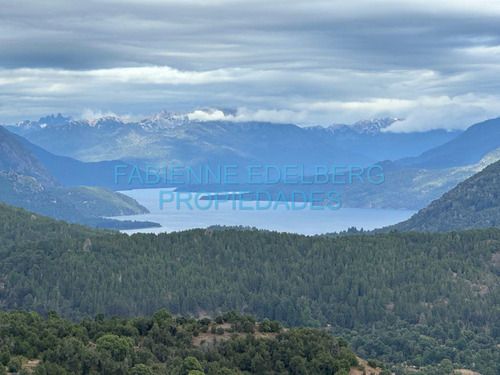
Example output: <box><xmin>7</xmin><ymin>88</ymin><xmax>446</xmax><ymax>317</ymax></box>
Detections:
<box><xmin>87</xmin><ymin>66</ymin><xmax>246</xmax><ymax>85</ymax></box>
<box><xmin>2</xmin><ymin>0</ymin><xmax>500</xmax><ymax>129</ymax></box>
<box><xmin>187</xmin><ymin>109</ymin><xmax>228</xmax><ymax>121</ymax></box>
<box><xmin>299</xmin><ymin>98</ymin><xmax>415</xmax><ymax>113</ymax></box>
<box><xmin>383</xmin><ymin>94</ymin><xmax>500</xmax><ymax>132</ymax></box>
<box><xmin>186</xmin><ymin>108</ymin><xmax>308</xmax><ymax>124</ymax></box>
<box><xmin>80</xmin><ymin>108</ymin><xmax>119</xmax><ymax>121</ymax></box>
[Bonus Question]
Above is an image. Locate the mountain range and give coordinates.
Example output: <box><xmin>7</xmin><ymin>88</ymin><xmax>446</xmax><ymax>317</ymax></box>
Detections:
<box><xmin>0</xmin><ymin>125</ymin><xmax>158</xmax><ymax>229</ymax></box>
<box><xmin>5</xmin><ymin>111</ymin><xmax>460</xmax><ymax>170</ymax></box>
<box><xmin>186</xmin><ymin>116</ymin><xmax>500</xmax><ymax>210</ymax></box>
<box><xmin>388</xmin><ymin>157</ymin><xmax>500</xmax><ymax>232</ymax></box>
<box><xmin>5</xmin><ymin>110</ymin><xmax>500</xmax><ymax>218</ymax></box>
<box><xmin>307</xmin><ymin>117</ymin><xmax>461</xmax><ymax>162</ymax></box>
<box><xmin>316</xmin><ymin>117</ymin><xmax>500</xmax><ymax>210</ymax></box>
<box><xmin>0</xmin><ymin>126</ymin><xmax>56</xmax><ymax>187</ymax></box>
<box><xmin>3</xmin><ymin>111</ymin><xmax>500</xmax><ymax>373</ymax></box>
<box><xmin>13</xmin><ymin>132</ymin><xmax>135</xmax><ymax>190</ymax></box>
<box><xmin>396</xmin><ymin>117</ymin><xmax>500</xmax><ymax>169</ymax></box>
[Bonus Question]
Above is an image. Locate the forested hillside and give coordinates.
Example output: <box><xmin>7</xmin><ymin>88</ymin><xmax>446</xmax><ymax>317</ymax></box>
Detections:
<box><xmin>0</xmin><ymin>126</ymin><xmax>157</xmax><ymax>230</ymax></box>
<box><xmin>0</xmin><ymin>309</ymin><xmax>370</xmax><ymax>375</ymax></box>
<box><xmin>0</xmin><ymin>126</ymin><xmax>56</xmax><ymax>187</ymax></box>
<box><xmin>1</xmin><ymin>203</ymin><xmax>500</xmax><ymax>373</ymax></box>
<box><xmin>391</xmin><ymin>159</ymin><xmax>500</xmax><ymax>231</ymax></box>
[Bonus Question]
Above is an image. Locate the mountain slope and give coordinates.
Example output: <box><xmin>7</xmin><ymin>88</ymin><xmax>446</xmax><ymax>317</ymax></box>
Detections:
<box><xmin>390</xmin><ymin>158</ymin><xmax>500</xmax><ymax>232</ymax></box>
<box><xmin>338</xmin><ymin>148</ymin><xmax>500</xmax><ymax>210</ymax></box>
<box><xmin>0</xmin><ymin>126</ymin><xmax>154</xmax><ymax>228</ymax></box>
<box><xmin>13</xmin><ymin>131</ymin><xmax>134</xmax><ymax>189</ymax></box>
<box><xmin>397</xmin><ymin>117</ymin><xmax>500</xmax><ymax>169</ymax></box>
<box><xmin>5</xmin><ymin>112</ymin><xmax>460</xmax><ymax>170</ymax></box>
<box><xmin>307</xmin><ymin>118</ymin><xmax>460</xmax><ymax>162</ymax></box>
<box><xmin>7</xmin><ymin>115</ymin><xmax>375</xmax><ymax>168</ymax></box>
<box><xmin>0</xmin><ymin>126</ymin><xmax>57</xmax><ymax>187</ymax></box>
<box><xmin>0</xmin><ymin>202</ymin><xmax>499</xmax><ymax>373</ymax></box>
<box><xmin>187</xmin><ymin>148</ymin><xmax>500</xmax><ymax>211</ymax></box>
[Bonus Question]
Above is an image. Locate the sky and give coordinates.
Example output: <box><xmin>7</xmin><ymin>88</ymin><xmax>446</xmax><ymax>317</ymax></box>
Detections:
<box><xmin>2</xmin><ymin>0</ymin><xmax>500</xmax><ymax>131</ymax></box>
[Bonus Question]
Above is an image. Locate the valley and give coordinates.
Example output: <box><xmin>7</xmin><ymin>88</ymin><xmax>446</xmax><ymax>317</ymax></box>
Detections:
<box><xmin>3</xmin><ymin>2</ymin><xmax>500</xmax><ymax>374</ymax></box>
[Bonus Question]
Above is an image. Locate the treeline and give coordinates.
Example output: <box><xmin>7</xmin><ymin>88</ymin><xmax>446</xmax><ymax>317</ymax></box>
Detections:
<box><xmin>0</xmin><ymin>309</ymin><xmax>364</xmax><ymax>375</ymax></box>
<box><xmin>1</xmin><ymin>203</ymin><xmax>500</xmax><ymax>373</ymax></box>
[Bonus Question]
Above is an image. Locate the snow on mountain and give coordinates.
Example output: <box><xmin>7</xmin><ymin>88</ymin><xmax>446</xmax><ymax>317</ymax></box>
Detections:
<box><xmin>9</xmin><ymin>111</ymin><xmax>403</xmax><ymax>136</ymax></box>
<box><xmin>139</xmin><ymin>110</ymin><xmax>189</xmax><ymax>130</ymax></box>
<box><xmin>327</xmin><ymin>117</ymin><xmax>402</xmax><ymax>135</ymax></box>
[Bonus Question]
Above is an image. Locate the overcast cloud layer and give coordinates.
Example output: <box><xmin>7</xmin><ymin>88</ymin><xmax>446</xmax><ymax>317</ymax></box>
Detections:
<box><xmin>2</xmin><ymin>0</ymin><xmax>500</xmax><ymax>131</ymax></box>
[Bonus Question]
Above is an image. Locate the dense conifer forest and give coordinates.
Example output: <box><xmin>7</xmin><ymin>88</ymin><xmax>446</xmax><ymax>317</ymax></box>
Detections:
<box><xmin>391</xmin><ymin>159</ymin><xmax>500</xmax><ymax>232</ymax></box>
<box><xmin>1</xmin><ymin>203</ymin><xmax>500</xmax><ymax>373</ymax></box>
<box><xmin>0</xmin><ymin>309</ymin><xmax>368</xmax><ymax>375</ymax></box>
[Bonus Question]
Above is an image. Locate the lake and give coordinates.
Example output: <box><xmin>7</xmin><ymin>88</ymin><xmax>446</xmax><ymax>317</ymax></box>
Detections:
<box><xmin>111</xmin><ymin>188</ymin><xmax>416</xmax><ymax>235</ymax></box>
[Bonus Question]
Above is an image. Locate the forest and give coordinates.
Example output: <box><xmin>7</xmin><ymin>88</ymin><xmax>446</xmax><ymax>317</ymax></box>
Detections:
<box><xmin>1</xmin><ymin>203</ymin><xmax>500</xmax><ymax>373</ymax></box>
<box><xmin>391</xmin><ymin>159</ymin><xmax>500</xmax><ymax>232</ymax></box>
<box><xmin>0</xmin><ymin>309</ymin><xmax>369</xmax><ymax>375</ymax></box>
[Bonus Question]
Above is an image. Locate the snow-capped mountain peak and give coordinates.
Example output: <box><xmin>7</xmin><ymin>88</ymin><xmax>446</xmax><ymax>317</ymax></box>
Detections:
<box><xmin>139</xmin><ymin>110</ymin><xmax>189</xmax><ymax>130</ymax></box>
<box><xmin>351</xmin><ymin>118</ymin><xmax>401</xmax><ymax>134</ymax></box>
<box><xmin>327</xmin><ymin>118</ymin><xmax>402</xmax><ymax>135</ymax></box>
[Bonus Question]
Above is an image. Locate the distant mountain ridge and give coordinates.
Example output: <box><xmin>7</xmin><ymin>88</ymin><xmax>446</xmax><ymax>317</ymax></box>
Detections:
<box><xmin>306</xmin><ymin>119</ymin><xmax>460</xmax><ymax>163</ymax></box>
<box><xmin>12</xmin><ymin>110</ymin><xmax>500</xmax><ymax>213</ymax></box>
<box><xmin>396</xmin><ymin>117</ymin><xmax>500</xmax><ymax>169</ymax></box>
<box><xmin>388</xmin><ymin>158</ymin><xmax>500</xmax><ymax>232</ymax></box>
<box><xmin>12</xmin><ymin>132</ymin><xmax>135</xmax><ymax>189</ymax></box>
<box><xmin>0</xmin><ymin>126</ymin><xmax>156</xmax><ymax>229</ymax></box>
<box><xmin>5</xmin><ymin>113</ymin><xmax>379</xmax><ymax>168</ymax></box>
<box><xmin>0</xmin><ymin>126</ymin><xmax>57</xmax><ymax>187</ymax></box>
<box><xmin>5</xmin><ymin>111</ymin><xmax>461</xmax><ymax>168</ymax></box>
<box><xmin>325</xmin><ymin>117</ymin><xmax>401</xmax><ymax>134</ymax></box>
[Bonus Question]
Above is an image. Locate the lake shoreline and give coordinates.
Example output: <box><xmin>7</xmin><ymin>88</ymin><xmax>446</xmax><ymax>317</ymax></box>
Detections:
<box><xmin>109</xmin><ymin>188</ymin><xmax>416</xmax><ymax>236</ymax></box>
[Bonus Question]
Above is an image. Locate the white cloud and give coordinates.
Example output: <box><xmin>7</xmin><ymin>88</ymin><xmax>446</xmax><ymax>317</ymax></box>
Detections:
<box><xmin>382</xmin><ymin>94</ymin><xmax>500</xmax><ymax>132</ymax></box>
<box><xmin>186</xmin><ymin>108</ymin><xmax>307</xmax><ymax>124</ymax></box>
<box><xmin>80</xmin><ymin>108</ymin><xmax>119</xmax><ymax>120</ymax></box>
<box><xmin>86</xmin><ymin>66</ymin><xmax>246</xmax><ymax>85</ymax></box>
<box><xmin>3</xmin><ymin>0</ymin><xmax>500</xmax><ymax>129</ymax></box>
<box><xmin>187</xmin><ymin>109</ymin><xmax>227</xmax><ymax>121</ymax></box>
<box><xmin>0</xmin><ymin>66</ymin><xmax>246</xmax><ymax>88</ymax></box>
<box><xmin>300</xmin><ymin>98</ymin><xmax>415</xmax><ymax>112</ymax></box>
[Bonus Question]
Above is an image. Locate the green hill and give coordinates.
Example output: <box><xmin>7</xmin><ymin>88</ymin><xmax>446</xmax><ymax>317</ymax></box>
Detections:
<box><xmin>0</xmin><ymin>126</ymin><xmax>157</xmax><ymax>229</ymax></box>
<box><xmin>391</xmin><ymin>159</ymin><xmax>500</xmax><ymax>232</ymax></box>
<box><xmin>0</xmin><ymin>126</ymin><xmax>56</xmax><ymax>187</ymax></box>
<box><xmin>0</xmin><ymin>309</ymin><xmax>367</xmax><ymax>375</ymax></box>
<box><xmin>0</xmin><ymin>203</ymin><xmax>499</xmax><ymax>373</ymax></box>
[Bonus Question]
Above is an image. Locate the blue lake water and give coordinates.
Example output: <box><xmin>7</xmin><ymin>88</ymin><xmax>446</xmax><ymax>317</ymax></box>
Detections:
<box><xmin>111</xmin><ymin>188</ymin><xmax>416</xmax><ymax>236</ymax></box>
